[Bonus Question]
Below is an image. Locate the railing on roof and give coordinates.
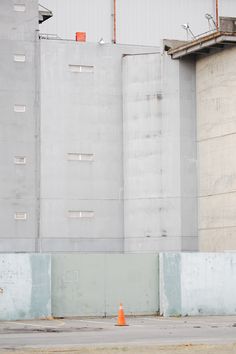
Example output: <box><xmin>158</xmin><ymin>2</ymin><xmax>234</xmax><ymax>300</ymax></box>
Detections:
<box><xmin>193</xmin><ymin>28</ymin><xmax>217</xmax><ymax>40</ymax></box>
<box><xmin>38</xmin><ymin>4</ymin><xmax>52</xmax><ymax>13</ymax></box>
<box><xmin>39</xmin><ymin>33</ymin><xmax>62</xmax><ymax>40</ymax></box>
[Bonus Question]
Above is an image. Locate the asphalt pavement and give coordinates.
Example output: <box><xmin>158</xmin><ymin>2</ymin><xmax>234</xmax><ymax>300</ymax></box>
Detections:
<box><xmin>0</xmin><ymin>315</ymin><xmax>236</xmax><ymax>352</ymax></box>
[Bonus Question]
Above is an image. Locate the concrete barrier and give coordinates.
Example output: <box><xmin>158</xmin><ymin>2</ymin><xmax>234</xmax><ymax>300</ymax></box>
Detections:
<box><xmin>2</xmin><ymin>252</ymin><xmax>236</xmax><ymax>319</ymax></box>
<box><xmin>0</xmin><ymin>254</ymin><xmax>51</xmax><ymax>320</ymax></box>
<box><xmin>160</xmin><ymin>252</ymin><xmax>236</xmax><ymax>316</ymax></box>
<box><xmin>52</xmin><ymin>254</ymin><xmax>159</xmax><ymax>317</ymax></box>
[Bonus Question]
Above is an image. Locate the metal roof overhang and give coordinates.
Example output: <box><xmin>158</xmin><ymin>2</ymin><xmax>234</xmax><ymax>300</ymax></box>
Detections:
<box><xmin>168</xmin><ymin>32</ymin><xmax>236</xmax><ymax>59</ymax></box>
<box><xmin>39</xmin><ymin>4</ymin><xmax>53</xmax><ymax>24</ymax></box>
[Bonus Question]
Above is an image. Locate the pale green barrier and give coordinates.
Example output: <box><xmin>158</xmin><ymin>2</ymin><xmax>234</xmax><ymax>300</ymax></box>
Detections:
<box><xmin>52</xmin><ymin>254</ymin><xmax>159</xmax><ymax>317</ymax></box>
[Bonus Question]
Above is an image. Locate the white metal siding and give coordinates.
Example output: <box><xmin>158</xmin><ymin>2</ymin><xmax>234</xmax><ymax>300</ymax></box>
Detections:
<box><xmin>39</xmin><ymin>0</ymin><xmax>236</xmax><ymax>45</ymax></box>
<box><xmin>39</xmin><ymin>0</ymin><xmax>112</xmax><ymax>42</ymax></box>
<box><xmin>117</xmin><ymin>0</ymin><xmax>214</xmax><ymax>45</ymax></box>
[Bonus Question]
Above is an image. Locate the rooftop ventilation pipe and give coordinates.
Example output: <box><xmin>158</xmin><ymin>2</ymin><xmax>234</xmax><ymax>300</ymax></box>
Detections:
<box><xmin>113</xmin><ymin>0</ymin><xmax>116</xmax><ymax>43</ymax></box>
<box><xmin>216</xmin><ymin>0</ymin><xmax>219</xmax><ymax>30</ymax></box>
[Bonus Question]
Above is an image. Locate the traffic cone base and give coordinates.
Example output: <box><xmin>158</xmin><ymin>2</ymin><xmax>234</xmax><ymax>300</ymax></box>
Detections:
<box><xmin>115</xmin><ymin>303</ymin><xmax>129</xmax><ymax>326</ymax></box>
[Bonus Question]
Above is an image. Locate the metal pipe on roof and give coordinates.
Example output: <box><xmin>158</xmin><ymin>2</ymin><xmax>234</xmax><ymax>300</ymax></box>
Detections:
<box><xmin>216</xmin><ymin>0</ymin><xmax>219</xmax><ymax>30</ymax></box>
<box><xmin>113</xmin><ymin>0</ymin><xmax>116</xmax><ymax>43</ymax></box>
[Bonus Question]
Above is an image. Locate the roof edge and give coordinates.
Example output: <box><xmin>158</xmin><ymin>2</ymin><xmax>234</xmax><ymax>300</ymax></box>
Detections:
<box><xmin>168</xmin><ymin>31</ymin><xmax>236</xmax><ymax>59</ymax></box>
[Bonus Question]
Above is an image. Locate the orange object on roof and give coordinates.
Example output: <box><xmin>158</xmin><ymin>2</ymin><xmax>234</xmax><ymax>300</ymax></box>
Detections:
<box><xmin>76</xmin><ymin>32</ymin><xmax>86</xmax><ymax>42</ymax></box>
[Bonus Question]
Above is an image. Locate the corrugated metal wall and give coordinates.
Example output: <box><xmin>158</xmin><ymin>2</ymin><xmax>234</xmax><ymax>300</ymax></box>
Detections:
<box><xmin>39</xmin><ymin>0</ymin><xmax>112</xmax><ymax>42</ymax></box>
<box><xmin>117</xmin><ymin>0</ymin><xmax>213</xmax><ymax>45</ymax></box>
<box><xmin>39</xmin><ymin>0</ymin><xmax>236</xmax><ymax>45</ymax></box>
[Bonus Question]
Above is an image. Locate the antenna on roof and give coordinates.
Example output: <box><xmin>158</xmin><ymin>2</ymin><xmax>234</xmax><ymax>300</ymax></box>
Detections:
<box><xmin>205</xmin><ymin>13</ymin><xmax>217</xmax><ymax>30</ymax></box>
<box><xmin>181</xmin><ymin>23</ymin><xmax>195</xmax><ymax>40</ymax></box>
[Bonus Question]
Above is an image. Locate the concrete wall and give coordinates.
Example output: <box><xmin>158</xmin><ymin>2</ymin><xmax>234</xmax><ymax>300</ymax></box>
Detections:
<box><xmin>160</xmin><ymin>253</ymin><xmax>236</xmax><ymax>316</ymax></box>
<box><xmin>0</xmin><ymin>254</ymin><xmax>51</xmax><ymax>320</ymax></box>
<box><xmin>122</xmin><ymin>52</ymin><xmax>197</xmax><ymax>253</ymax></box>
<box><xmin>40</xmin><ymin>41</ymin><xmax>197</xmax><ymax>253</ymax></box>
<box><xmin>0</xmin><ymin>0</ymin><xmax>197</xmax><ymax>254</ymax></box>
<box><xmin>123</xmin><ymin>53</ymin><xmax>162</xmax><ymax>252</ymax></box>
<box><xmin>161</xmin><ymin>55</ymin><xmax>182</xmax><ymax>251</ymax></box>
<box><xmin>197</xmin><ymin>46</ymin><xmax>236</xmax><ymax>251</ymax></box>
<box><xmin>0</xmin><ymin>2</ymin><xmax>198</xmax><ymax>253</ymax></box>
<box><xmin>179</xmin><ymin>59</ymin><xmax>198</xmax><ymax>251</ymax></box>
<box><xmin>162</xmin><ymin>54</ymin><xmax>198</xmax><ymax>252</ymax></box>
<box><xmin>52</xmin><ymin>254</ymin><xmax>159</xmax><ymax>317</ymax></box>
<box><xmin>40</xmin><ymin>40</ymin><xmax>161</xmax><ymax>253</ymax></box>
<box><xmin>162</xmin><ymin>54</ymin><xmax>197</xmax><ymax>252</ymax></box>
<box><xmin>0</xmin><ymin>1</ymin><xmax>39</xmax><ymax>252</ymax></box>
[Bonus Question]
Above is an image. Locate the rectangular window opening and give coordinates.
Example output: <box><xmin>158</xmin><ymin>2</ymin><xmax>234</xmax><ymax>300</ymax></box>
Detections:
<box><xmin>14</xmin><ymin>54</ymin><xmax>26</xmax><ymax>62</ymax></box>
<box><xmin>68</xmin><ymin>211</ymin><xmax>95</xmax><ymax>218</ymax></box>
<box><xmin>14</xmin><ymin>104</ymin><xmax>26</xmax><ymax>113</ymax></box>
<box><xmin>14</xmin><ymin>156</ymin><xmax>26</xmax><ymax>165</ymax></box>
<box><xmin>67</xmin><ymin>153</ymin><xmax>94</xmax><ymax>161</ymax></box>
<box><xmin>69</xmin><ymin>64</ymin><xmax>94</xmax><ymax>73</ymax></box>
<box><xmin>14</xmin><ymin>212</ymin><xmax>27</xmax><ymax>220</ymax></box>
<box><xmin>14</xmin><ymin>4</ymin><xmax>26</xmax><ymax>12</ymax></box>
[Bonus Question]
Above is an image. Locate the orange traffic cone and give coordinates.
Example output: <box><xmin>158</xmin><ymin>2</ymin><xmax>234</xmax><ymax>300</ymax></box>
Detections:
<box><xmin>115</xmin><ymin>303</ymin><xmax>128</xmax><ymax>326</ymax></box>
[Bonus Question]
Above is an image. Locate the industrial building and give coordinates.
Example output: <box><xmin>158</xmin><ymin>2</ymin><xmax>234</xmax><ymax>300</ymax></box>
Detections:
<box><xmin>1</xmin><ymin>0</ymin><xmax>236</xmax><ymax>253</ymax></box>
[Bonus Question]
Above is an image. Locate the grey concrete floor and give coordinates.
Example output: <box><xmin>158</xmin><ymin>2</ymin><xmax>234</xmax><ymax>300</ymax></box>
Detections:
<box><xmin>0</xmin><ymin>316</ymin><xmax>236</xmax><ymax>352</ymax></box>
